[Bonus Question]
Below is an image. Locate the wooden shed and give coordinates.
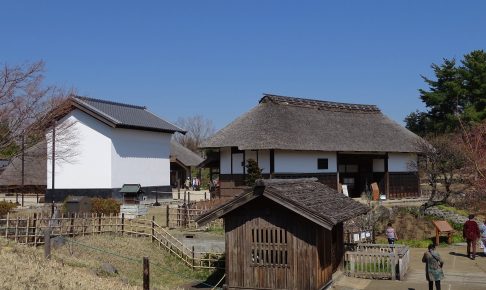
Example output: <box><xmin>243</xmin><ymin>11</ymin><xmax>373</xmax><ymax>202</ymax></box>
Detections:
<box><xmin>196</xmin><ymin>178</ymin><xmax>369</xmax><ymax>290</ymax></box>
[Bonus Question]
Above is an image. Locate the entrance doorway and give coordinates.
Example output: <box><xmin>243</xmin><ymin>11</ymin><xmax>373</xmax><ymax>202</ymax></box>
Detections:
<box><xmin>338</xmin><ymin>154</ymin><xmax>386</xmax><ymax>198</ymax></box>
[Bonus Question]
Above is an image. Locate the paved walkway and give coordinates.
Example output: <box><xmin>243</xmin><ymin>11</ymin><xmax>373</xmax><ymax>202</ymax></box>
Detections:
<box><xmin>333</xmin><ymin>244</ymin><xmax>486</xmax><ymax>290</ymax></box>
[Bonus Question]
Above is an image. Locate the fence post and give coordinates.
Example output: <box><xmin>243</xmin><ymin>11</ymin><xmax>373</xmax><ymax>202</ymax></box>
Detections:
<box><xmin>391</xmin><ymin>253</ymin><xmax>396</xmax><ymax>280</ymax></box>
<box><xmin>14</xmin><ymin>217</ymin><xmax>19</xmax><ymax>242</ymax></box>
<box><xmin>5</xmin><ymin>212</ymin><xmax>9</xmax><ymax>239</ymax></box>
<box><xmin>166</xmin><ymin>204</ymin><xmax>169</xmax><ymax>228</ymax></box>
<box><xmin>188</xmin><ymin>192</ymin><xmax>191</xmax><ymax>204</ymax></box>
<box><xmin>32</xmin><ymin>213</ymin><xmax>37</xmax><ymax>245</ymax></box>
<box><xmin>44</xmin><ymin>229</ymin><xmax>51</xmax><ymax>259</ymax></box>
<box><xmin>178</xmin><ymin>188</ymin><xmax>180</xmax><ymax>200</ymax></box>
<box><xmin>204</xmin><ymin>192</ymin><xmax>207</xmax><ymax>200</ymax></box>
<box><xmin>143</xmin><ymin>256</ymin><xmax>150</xmax><ymax>290</ymax></box>
<box><xmin>192</xmin><ymin>246</ymin><xmax>195</xmax><ymax>269</ymax></box>
<box><xmin>151</xmin><ymin>216</ymin><xmax>155</xmax><ymax>243</ymax></box>
<box><xmin>184</xmin><ymin>190</ymin><xmax>187</xmax><ymax>205</ymax></box>
<box><xmin>25</xmin><ymin>216</ymin><xmax>30</xmax><ymax>244</ymax></box>
<box><xmin>121</xmin><ymin>213</ymin><xmax>125</xmax><ymax>235</ymax></box>
<box><xmin>70</xmin><ymin>213</ymin><xmax>75</xmax><ymax>237</ymax></box>
<box><xmin>98</xmin><ymin>214</ymin><xmax>102</xmax><ymax>234</ymax></box>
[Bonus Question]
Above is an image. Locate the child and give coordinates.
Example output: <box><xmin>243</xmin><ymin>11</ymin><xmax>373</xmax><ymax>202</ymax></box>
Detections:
<box><xmin>386</xmin><ymin>222</ymin><xmax>398</xmax><ymax>245</ymax></box>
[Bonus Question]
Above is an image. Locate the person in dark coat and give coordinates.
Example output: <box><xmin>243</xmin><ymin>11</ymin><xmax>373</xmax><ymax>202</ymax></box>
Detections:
<box><xmin>422</xmin><ymin>243</ymin><xmax>444</xmax><ymax>290</ymax></box>
<box><xmin>463</xmin><ymin>214</ymin><xmax>480</xmax><ymax>260</ymax></box>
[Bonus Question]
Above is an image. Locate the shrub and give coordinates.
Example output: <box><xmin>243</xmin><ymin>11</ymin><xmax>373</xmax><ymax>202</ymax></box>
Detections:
<box><xmin>91</xmin><ymin>198</ymin><xmax>120</xmax><ymax>215</ymax></box>
<box><xmin>0</xmin><ymin>201</ymin><xmax>17</xmax><ymax>217</ymax></box>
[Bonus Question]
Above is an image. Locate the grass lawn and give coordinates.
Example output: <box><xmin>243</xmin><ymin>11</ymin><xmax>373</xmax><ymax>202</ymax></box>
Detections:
<box><xmin>0</xmin><ymin>237</ymin><xmax>137</xmax><ymax>290</ymax></box>
<box><xmin>47</xmin><ymin>234</ymin><xmax>220</xmax><ymax>289</ymax></box>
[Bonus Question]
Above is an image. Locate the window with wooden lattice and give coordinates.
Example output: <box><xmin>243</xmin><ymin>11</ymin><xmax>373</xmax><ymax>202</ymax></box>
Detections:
<box><xmin>250</xmin><ymin>227</ymin><xmax>288</xmax><ymax>267</ymax></box>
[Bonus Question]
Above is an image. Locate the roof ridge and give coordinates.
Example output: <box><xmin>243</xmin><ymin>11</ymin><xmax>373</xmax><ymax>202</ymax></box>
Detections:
<box><xmin>260</xmin><ymin>93</ymin><xmax>380</xmax><ymax>112</ymax></box>
<box><xmin>74</xmin><ymin>96</ymin><xmax>147</xmax><ymax>110</ymax></box>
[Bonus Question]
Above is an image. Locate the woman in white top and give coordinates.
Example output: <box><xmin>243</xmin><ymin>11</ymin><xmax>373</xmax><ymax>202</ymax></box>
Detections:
<box><xmin>386</xmin><ymin>222</ymin><xmax>399</xmax><ymax>245</ymax></box>
<box><xmin>480</xmin><ymin>219</ymin><xmax>486</xmax><ymax>255</ymax></box>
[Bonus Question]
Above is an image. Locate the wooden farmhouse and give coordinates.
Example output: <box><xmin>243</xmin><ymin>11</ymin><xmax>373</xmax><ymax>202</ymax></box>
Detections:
<box><xmin>196</xmin><ymin>178</ymin><xmax>369</xmax><ymax>290</ymax></box>
<box><xmin>0</xmin><ymin>142</ymin><xmax>46</xmax><ymax>196</ymax></box>
<box><xmin>45</xmin><ymin>96</ymin><xmax>186</xmax><ymax>202</ymax></box>
<box><xmin>170</xmin><ymin>140</ymin><xmax>204</xmax><ymax>188</ymax></box>
<box><xmin>201</xmin><ymin>94</ymin><xmax>424</xmax><ymax>199</ymax></box>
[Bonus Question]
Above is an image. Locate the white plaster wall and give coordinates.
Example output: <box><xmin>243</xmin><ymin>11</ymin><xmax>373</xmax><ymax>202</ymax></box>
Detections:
<box><xmin>232</xmin><ymin>153</ymin><xmax>244</xmax><ymax>174</ymax></box>
<box><xmin>388</xmin><ymin>153</ymin><xmax>417</xmax><ymax>172</ymax></box>
<box><xmin>274</xmin><ymin>150</ymin><xmax>337</xmax><ymax>173</ymax></box>
<box><xmin>257</xmin><ymin>150</ymin><xmax>271</xmax><ymax>174</ymax></box>
<box><xmin>47</xmin><ymin>110</ymin><xmax>112</xmax><ymax>189</ymax></box>
<box><xmin>111</xmin><ymin>129</ymin><xmax>171</xmax><ymax>188</ymax></box>
<box><xmin>220</xmin><ymin>147</ymin><xmax>231</xmax><ymax>174</ymax></box>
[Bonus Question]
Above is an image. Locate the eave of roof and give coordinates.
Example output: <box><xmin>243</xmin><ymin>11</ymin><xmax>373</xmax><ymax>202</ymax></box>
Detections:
<box><xmin>71</xmin><ymin>96</ymin><xmax>186</xmax><ymax>134</ymax></box>
<box><xmin>196</xmin><ymin>178</ymin><xmax>370</xmax><ymax>229</ymax></box>
<box><xmin>201</xmin><ymin>94</ymin><xmax>424</xmax><ymax>153</ymax></box>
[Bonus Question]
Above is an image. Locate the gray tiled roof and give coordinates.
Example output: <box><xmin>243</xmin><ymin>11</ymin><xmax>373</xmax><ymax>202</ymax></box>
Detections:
<box><xmin>73</xmin><ymin>96</ymin><xmax>185</xmax><ymax>133</ymax></box>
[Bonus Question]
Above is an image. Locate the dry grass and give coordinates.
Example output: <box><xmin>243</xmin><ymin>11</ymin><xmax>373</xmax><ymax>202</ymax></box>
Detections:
<box><xmin>48</xmin><ymin>234</ymin><xmax>215</xmax><ymax>289</ymax></box>
<box><xmin>0</xmin><ymin>237</ymin><xmax>138</xmax><ymax>290</ymax></box>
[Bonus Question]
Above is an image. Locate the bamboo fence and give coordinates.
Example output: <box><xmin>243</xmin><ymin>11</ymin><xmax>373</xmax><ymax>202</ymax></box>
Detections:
<box><xmin>0</xmin><ymin>212</ymin><xmax>224</xmax><ymax>270</ymax></box>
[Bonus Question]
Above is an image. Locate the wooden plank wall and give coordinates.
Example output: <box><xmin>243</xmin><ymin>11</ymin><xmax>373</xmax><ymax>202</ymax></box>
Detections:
<box><xmin>224</xmin><ymin>197</ymin><xmax>334</xmax><ymax>290</ymax></box>
<box><xmin>388</xmin><ymin>172</ymin><xmax>419</xmax><ymax>199</ymax></box>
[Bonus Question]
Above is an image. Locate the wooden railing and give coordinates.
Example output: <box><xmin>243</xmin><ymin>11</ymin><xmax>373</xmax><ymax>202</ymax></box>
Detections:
<box><xmin>168</xmin><ymin>199</ymin><xmax>229</xmax><ymax>229</ymax></box>
<box><xmin>0</xmin><ymin>213</ymin><xmax>224</xmax><ymax>270</ymax></box>
<box><xmin>344</xmin><ymin>243</ymin><xmax>410</xmax><ymax>280</ymax></box>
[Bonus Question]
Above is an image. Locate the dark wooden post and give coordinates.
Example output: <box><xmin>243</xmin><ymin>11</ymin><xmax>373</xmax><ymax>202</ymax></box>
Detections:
<box><xmin>188</xmin><ymin>192</ymin><xmax>191</xmax><ymax>204</ymax></box>
<box><xmin>121</xmin><ymin>213</ymin><xmax>125</xmax><ymax>235</ymax></box>
<box><xmin>184</xmin><ymin>191</ymin><xmax>187</xmax><ymax>205</ymax></box>
<box><xmin>44</xmin><ymin>229</ymin><xmax>51</xmax><ymax>259</ymax></box>
<box><xmin>98</xmin><ymin>214</ymin><xmax>102</xmax><ymax>234</ymax></box>
<box><xmin>192</xmin><ymin>246</ymin><xmax>195</xmax><ymax>269</ymax></box>
<box><xmin>204</xmin><ymin>192</ymin><xmax>207</xmax><ymax>200</ymax></box>
<box><xmin>143</xmin><ymin>256</ymin><xmax>150</xmax><ymax>290</ymax></box>
<box><xmin>178</xmin><ymin>188</ymin><xmax>180</xmax><ymax>200</ymax></box>
<box><xmin>151</xmin><ymin>216</ymin><xmax>155</xmax><ymax>243</ymax></box>
<box><xmin>166</xmin><ymin>205</ymin><xmax>169</xmax><ymax>228</ymax></box>
<box><xmin>70</xmin><ymin>213</ymin><xmax>75</xmax><ymax>237</ymax></box>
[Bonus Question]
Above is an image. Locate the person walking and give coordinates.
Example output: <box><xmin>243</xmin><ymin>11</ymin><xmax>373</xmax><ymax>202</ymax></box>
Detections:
<box><xmin>463</xmin><ymin>214</ymin><xmax>480</xmax><ymax>260</ymax></box>
<box><xmin>480</xmin><ymin>219</ymin><xmax>486</xmax><ymax>256</ymax></box>
<box><xmin>422</xmin><ymin>243</ymin><xmax>444</xmax><ymax>290</ymax></box>
<box><xmin>386</xmin><ymin>222</ymin><xmax>398</xmax><ymax>245</ymax></box>
<box><xmin>184</xmin><ymin>177</ymin><xmax>190</xmax><ymax>190</ymax></box>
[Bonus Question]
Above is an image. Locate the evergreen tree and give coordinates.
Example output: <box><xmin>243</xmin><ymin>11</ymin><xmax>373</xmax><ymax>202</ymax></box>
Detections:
<box><xmin>406</xmin><ymin>50</ymin><xmax>486</xmax><ymax>135</ymax></box>
<box><xmin>245</xmin><ymin>158</ymin><xmax>262</xmax><ymax>187</ymax></box>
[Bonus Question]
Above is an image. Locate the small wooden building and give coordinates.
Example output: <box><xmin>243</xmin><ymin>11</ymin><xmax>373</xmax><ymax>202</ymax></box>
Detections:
<box><xmin>196</xmin><ymin>178</ymin><xmax>369</xmax><ymax>290</ymax></box>
<box><xmin>120</xmin><ymin>184</ymin><xmax>148</xmax><ymax>218</ymax></box>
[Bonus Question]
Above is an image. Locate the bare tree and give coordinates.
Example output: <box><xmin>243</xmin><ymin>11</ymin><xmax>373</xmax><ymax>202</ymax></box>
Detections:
<box><xmin>173</xmin><ymin>115</ymin><xmax>215</xmax><ymax>153</ymax></box>
<box><xmin>0</xmin><ymin>61</ymin><xmax>79</xmax><ymax>183</ymax></box>
<box><xmin>410</xmin><ymin>135</ymin><xmax>467</xmax><ymax>210</ymax></box>
<box><xmin>457</xmin><ymin>119</ymin><xmax>486</xmax><ymax>209</ymax></box>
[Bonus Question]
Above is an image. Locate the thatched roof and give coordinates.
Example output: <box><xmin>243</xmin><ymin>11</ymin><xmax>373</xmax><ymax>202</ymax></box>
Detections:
<box><xmin>196</xmin><ymin>178</ymin><xmax>370</xmax><ymax>230</ymax></box>
<box><xmin>0</xmin><ymin>142</ymin><xmax>47</xmax><ymax>186</ymax></box>
<box><xmin>202</xmin><ymin>94</ymin><xmax>423</xmax><ymax>152</ymax></box>
<box><xmin>170</xmin><ymin>140</ymin><xmax>204</xmax><ymax>167</ymax></box>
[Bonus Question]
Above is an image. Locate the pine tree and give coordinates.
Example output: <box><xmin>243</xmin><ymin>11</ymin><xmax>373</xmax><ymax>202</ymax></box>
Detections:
<box><xmin>245</xmin><ymin>158</ymin><xmax>262</xmax><ymax>187</ymax></box>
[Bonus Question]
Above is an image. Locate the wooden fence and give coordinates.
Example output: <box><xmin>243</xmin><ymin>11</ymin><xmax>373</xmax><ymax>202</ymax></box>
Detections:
<box><xmin>0</xmin><ymin>213</ymin><xmax>224</xmax><ymax>270</ymax></box>
<box><xmin>344</xmin><ymin>243</ymin><xmax>410</xmax><ymax>280</ymax></box>
<box><xmin>167</xmin><ymin>198</ymin><xmax>230</xmax><ymax>229</ymax></box>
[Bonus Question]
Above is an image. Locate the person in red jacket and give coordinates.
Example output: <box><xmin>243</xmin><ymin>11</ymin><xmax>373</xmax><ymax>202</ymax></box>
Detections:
<box><xmin>463</xmin><ymin>214</ymin><xmax>480</xmax><ymax>260</ymax></box>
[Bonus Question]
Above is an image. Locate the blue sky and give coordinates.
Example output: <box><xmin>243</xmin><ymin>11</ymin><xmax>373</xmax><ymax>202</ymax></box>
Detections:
<box><xmin>2</xmin><ymin>1</ymin><xmax>486</xmax><ymax>129</ymax></box>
